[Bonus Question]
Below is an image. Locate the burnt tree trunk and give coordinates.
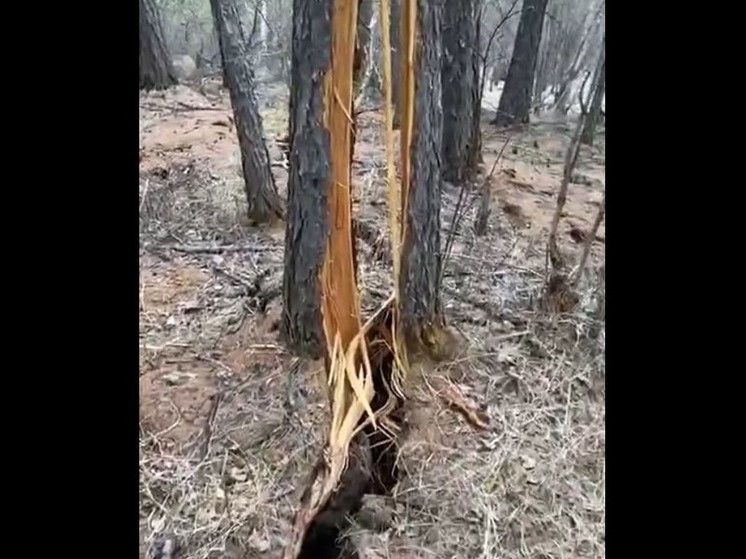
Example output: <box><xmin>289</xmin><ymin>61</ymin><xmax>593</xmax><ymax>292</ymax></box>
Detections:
<box><xmin>391</xmin><ymin>0</ymin><xmax>402</xmax><ymax>129</ymax></box>
<box><xmin>210</xmin><ymin>0</ymin><xmax>284</xmax><ymax>224</ymax></box>
<box><xmin>282</xmin><ymin>0</ymin><xmax>334</xmax><ymax>358</ymax></box>
<box><xmin>399</xmin><ymin>0</ymin><xmax>444</xmax><ymax>345</ymax></box>
<box><xmin>441</xmin><ymin>0</ymin><xmax>478</xmax><ymax>183</ymax></box>
<box><xmin>139</xmin><ymin>0</ymin><xmax>177</xmax><ymax>90</ymax></box>
<box><xmin>492</xmin><ymin>0</ymin><xmax>547</xmax><ymax>127</ymax></box>
<box><xmin>581</xmin><ymin>39</ymin><xmax>605</xmax><ymax>146</ymax></box>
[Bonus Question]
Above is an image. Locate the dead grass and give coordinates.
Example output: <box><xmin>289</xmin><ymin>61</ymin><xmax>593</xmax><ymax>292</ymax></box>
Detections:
<box><xmin>139</xmin><ymin>83</ymin><xmax>605</xmax><ymax>559</ymax></box>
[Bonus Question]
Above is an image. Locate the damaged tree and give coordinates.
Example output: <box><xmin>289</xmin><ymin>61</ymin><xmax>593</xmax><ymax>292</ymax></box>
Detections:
<box><xmin>399</xmin><ymin>0</ymin><xmax>447</xmax><ymax>353</ymax></box>
<box><xmin>209</xmin><ymin>0</ymin><xmax>284</xmax><ymax>224</ymax></box>
<box><xmin>492</xmin><ymin>0</ymin><xmax>548</xmax><ymax>127</ymax></box>
<box><xmin>139</xmin><ymin>0</ymin><xmax>177</xmax><ymax>90</ymax></box>
<box><xmin>441</xmin><ymin>0</ymin><xmax>479</xmax><ymax>183</ymax></box>
<box><xmin>282</xmin><ymin>0</ymin><xmax>335</xmax><ymax>359</ymax></box>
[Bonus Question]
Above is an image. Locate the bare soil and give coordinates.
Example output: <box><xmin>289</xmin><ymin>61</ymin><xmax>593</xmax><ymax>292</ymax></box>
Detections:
<box><xmin>139</xmin><ymin>78</ymin><xmax>605</xmax><ymax>559</ymax></box>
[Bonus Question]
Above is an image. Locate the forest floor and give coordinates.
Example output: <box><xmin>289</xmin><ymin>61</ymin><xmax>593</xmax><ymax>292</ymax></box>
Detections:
<box><xmin>139</xmin><ymin>78</ymin><xmax>605</xmax><ymax>559</ymax></box>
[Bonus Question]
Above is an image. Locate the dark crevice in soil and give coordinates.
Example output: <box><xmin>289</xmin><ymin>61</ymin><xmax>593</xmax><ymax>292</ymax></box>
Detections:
<box><xmin>298</xmin><ymin>304</ymin><xmax>404</xmax><ymax>559</ymax></box>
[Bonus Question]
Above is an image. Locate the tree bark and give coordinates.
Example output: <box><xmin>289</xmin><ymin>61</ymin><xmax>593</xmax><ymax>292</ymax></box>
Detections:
<box><xmin>441</xmin><ymin>0</ymin><xmax>478</xmax><ymax>183</ymax></box>
<box><xmin>139</xmin><ymin>0</ymin><xmax>178</xmax><ymax>90</ymax></box>
<box><xmin>467</xmin><ymin>0</ymin><xmax>484</xmax><ymax>171</ymax></box>
<box><xmin>282</xmin><ymin>0</ymin><xmax>334</xmax><ymax>358</ymax></box>
<box><xmin>580</xmin><ymin>38</ymin><xmax>605</xmax><ymax>146</ymax></box>
<box><xmin>492</xmin><ymin>0</ymin><xmax>548</xmax><ymax>127</ymax></box>
<box><xmin>210</xmin><ymin>0</ymin><xmax>284</xmax><ymax>224</ymax></box>
<box><xmin>399</xmin><ymin>0</ymin><xmax>445</xmax><ymax>347</ymax></box>
<box><xmin>390</xmin><ymin>0</ymin><xmax>402</xmax><ymax>129</ymax></box>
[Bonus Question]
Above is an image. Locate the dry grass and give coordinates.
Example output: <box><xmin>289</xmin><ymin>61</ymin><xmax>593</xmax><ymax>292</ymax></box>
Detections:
<box><xmin>139</xmin><ymin>83</ymin><xmax>605</xmax><ymax>559</ymax></box>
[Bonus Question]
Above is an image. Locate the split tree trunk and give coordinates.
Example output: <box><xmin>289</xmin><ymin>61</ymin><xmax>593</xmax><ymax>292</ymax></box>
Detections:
<box><xmin>399</xmin><ymin>0</ymin><xmax>445</xmax><ymax>349</ymax></box>
<box><xmin>492</xmin><ymin>0</ymin><xmax>548</xmax><ymax>127</ymax></box>
<box><xmin>209</xmin><ymin>0</ymin><xmax>284</xmax><ymax>224</ymax></box>
<box><xmin>139</xmin><ymin>0</ymin><xmax>177</xmax><ymax>90</ymax></box>
<box><xmin>441</xmin><ymin>0</ymin><xmax>478</xmax><ymax>183</ymax></box>
<box><xmin>281</xmin><ymin>0</ymin><xmax>335</xmax><ymax>358</ymax></box>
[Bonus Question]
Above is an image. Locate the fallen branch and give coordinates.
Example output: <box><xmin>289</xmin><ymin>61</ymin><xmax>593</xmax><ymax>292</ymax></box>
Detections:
<box><xmin>430</xmin><ymin>375</ymin><xmax>490</xmax><ymax>430</ymax></box>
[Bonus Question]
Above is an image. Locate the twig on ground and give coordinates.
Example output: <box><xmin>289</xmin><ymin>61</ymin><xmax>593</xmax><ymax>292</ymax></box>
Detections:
<box><xmin>146</xmin><ymin>243</ymin><xmax>274</xmax><ymax>255</ymax></box>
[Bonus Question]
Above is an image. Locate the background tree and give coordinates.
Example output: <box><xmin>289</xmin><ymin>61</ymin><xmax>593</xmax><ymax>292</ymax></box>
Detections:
<box><xmin>140</xmin><ymin>0</ymin><xmax>178</xmax><ymax>90</ymax></box>
<box><xmin>209</xmin><ymin>0</ymin><xmax>284</xmax><ymax>224</ymax></box>
<box><xmin>399</xmin><ymin>0</ymin><xmax>445</xmax><ymax>350</ymax></box>
<box><xmin>580</xmin><ymin>36</ymin><xmax>605</xmax><ymax>146</ymax></box>
<box><xmin>441</xmin><ymin>0</ymin><xmax>479</xmax><ymax>183</ymax></box>
<box><xmin>466</xmin><ymin>0</ymin><xmax>484</xmax><ymax>171</ymax></box>
<box><xmin>492</xmin><ymin>0</ymin><xmax>548</xmax><ymax>126</ymax></box>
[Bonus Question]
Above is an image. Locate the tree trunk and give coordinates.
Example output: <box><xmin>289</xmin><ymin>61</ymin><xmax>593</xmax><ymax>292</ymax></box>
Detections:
<box><xmin>441</xmin><ymin>0</ymin><xmax>478</xmax><ymax>183</ymax></box>
<box><xmin>467</xmin><ymin>0</ymin><xmax>484</xmax><ymax>171</ymax></box>
<box><xmin>492</xmin><ymin>0</ymin><xmax>547</xmax><ymax>127</ymax></box>
<box><xmin>210</xmin><ymin>0</ymin><xmax>284</xmax><ymax>225</ymax></box>
<box><xmin>391</xmin><ymin>0</ymin><xmax>402</xmax><ymax>129</ymax></box>
<box><xmin>139</xmin><ymin>0</ymin><xmax>178</xmax><ymax>90</ymax></box>
<box><xmin>399</xmin><ymin>0</ymin><xmax>445</xmax><ymax>349</ymax></box>
<box><xmin>580</xmin><ymin>39</ymin><xmax>605</xmax><ymax>146</ymax></box>
<box><xmin>282</xmin><ymin>0</ymin><xmax>335</xmax><ymax>358</ymax></box>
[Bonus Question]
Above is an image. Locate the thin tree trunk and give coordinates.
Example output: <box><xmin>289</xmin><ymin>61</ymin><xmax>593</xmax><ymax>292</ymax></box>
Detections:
<box><xmin>467</xmin><ymin>0</ymin><xmax>484</xmax><ymax>170</ymax></box>
<box><xmin>399</xmin><ymin>0</ymin><xmax>445</xmax><ymax>350</ymax></box>
<box><xmin>492</xmin><ymin>0</ymin><xmax>548</xmax><ymax>127</ymax></box>
<box><xmin>282</xmin><ymin>0</ymin><xmax>334</xmax><ymax>358</ymax></box>
<box><xmin>139</xmin><ymin>0</ymin><xmax>178</xmax><ymax>90</ymax></box>
<box><xmin>441</xmin><ymin>0</ymin><xmax>478</xmax><ymax>183</ymax></box>
<box><xmin>580</xmin><ymin>38</ymin><xmax>605</xmax><ymax>146</ymax></box>
<box><xmin>210</xmin><ymin>0</ymin><xmax>284</xmax><ymax>224</ymax></box>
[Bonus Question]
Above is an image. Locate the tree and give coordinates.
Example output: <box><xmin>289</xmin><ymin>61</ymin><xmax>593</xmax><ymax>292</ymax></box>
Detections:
<box><xmin>441</xmin><ymin>0</ymin><xmax>479</xmax><ymax>183</ymax></box>
<box><xmin>492</xmin><ymin>0</ymin><xmax>548</xmax><ymax>127</ymax></box>
<box><xmin>282</xmin><ymin>0</ymin><xmax>339</xmax><ymax>358</ymax></box>
<box><xmin>467</xmin><ymin>0</ymin><xmax>484</xmax><ymax>171</ymax></box>
<box><xmin>581</xmin><ymin>37</ymin><xmax>605</xmax><ymax>146</ymax></box>
<box><xmin>139</xmin><ymin>0</ymin><xmax>177</xmax><ymax>90</ymax></box>
<box><xmin>281</xmin><ymin>3</ymin><xmax>374</xmax><ymax>558</ymax></box>
<box><xmin>209</xmin><ymin>0</ymin><xmax>284</xmax><ymax>224</ymax></box>
<box><xmin>398</xmin><ymin>0</ymin><xmax>446</xmax><ymax>349</ymax></box>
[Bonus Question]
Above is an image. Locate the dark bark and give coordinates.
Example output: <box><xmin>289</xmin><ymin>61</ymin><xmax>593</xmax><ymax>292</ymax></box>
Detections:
<box><xmin>139</xmin><ymin>0</ymin><xmax>178</xmax><ymax>90</ymax></box>
<box><xmin>492</xmin><ymin>0</ymin><xmax>548</xmax><ymax>127</ymax></box>
<box><xmin>282</xmin><ymin>0</ymin><xmax>334</xmax><ymax>358</ymax></box>
<box><xmin>208</xmin><ymin>0</ymin><xmax>231</xmax><ymax>87</ymax></box>
<box><xmin>391</xmin><ymin>0</ymin><xmax>402</xmax><ymax>129</ymax></box>
<box><xmin>210</xmin><ymin>0</ymin><xmax>284</xmax><ymax>224</ymax></box>
<box><xmin>441</xmin><ymin>0</ymin><xmax>478</xmax><ymax>183</ymax></box>
<box><xmin>399</xmin><ymin>0</ymin><xmax>444</xmax><ymax>342</ymax></box>
<box><xmin>580</xmin><ymin>39</ymin><xmax>605</xmax><ymax>146</ymax></box>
